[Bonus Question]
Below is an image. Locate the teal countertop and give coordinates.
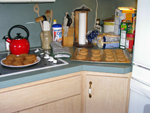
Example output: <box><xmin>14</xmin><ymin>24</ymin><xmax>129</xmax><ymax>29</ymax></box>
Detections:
<box><xmin>0</xmin><ymin>58</ymin><xmax>132</xmax><ymax>89</ymax></box>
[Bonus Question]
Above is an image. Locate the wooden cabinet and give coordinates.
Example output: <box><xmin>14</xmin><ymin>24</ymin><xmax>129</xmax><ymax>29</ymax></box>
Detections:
<box><xmin>0</xmin><ymin>72</ymin><xmax>81</xmax><ymax>113</ymax></box>
<box><xmin>0</xmin><ymin>0</ymin><xmax>55</xmax><ymax>3</ymax></box>
<box><xmin>83</xmin><ymin>71</ymin><xmax>131</xmax><ymax>113</ymax></box>
<box><xmin>19</xmin><ymin>95</ymin><xmax>81</xmax><ymax>113</ymax></box>
<box><xmin>0</xmin><ymin>71</ymin><xmax>131</xmax><ymax>113</ymax></box>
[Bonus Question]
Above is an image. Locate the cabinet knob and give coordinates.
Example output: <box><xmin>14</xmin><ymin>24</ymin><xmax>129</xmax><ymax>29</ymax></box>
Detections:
<box><xmin>89</xmin><ymin>81</ymin><xmax>92</xmax><ymax>98</ymax></box>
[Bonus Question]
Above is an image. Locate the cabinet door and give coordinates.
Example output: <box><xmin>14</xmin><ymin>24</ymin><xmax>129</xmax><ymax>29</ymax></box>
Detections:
<box><xmin>86</xmin><ymin>75</ymin><xmax>129</xmax><ymax>113</ymax></box>
<box><xmin>0</xmin><ymin>75</ymin><xmax>81</xmax><ymax>113</ymax></box>
<box><xmin>19</xmin><ymin>95</ymin><xmax>81</xmax><ymax>113</ymax></box>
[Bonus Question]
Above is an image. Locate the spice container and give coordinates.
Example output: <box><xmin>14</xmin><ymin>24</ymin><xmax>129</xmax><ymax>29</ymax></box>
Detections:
<box><xmin>126</xmin><ymin>34</ymin><xmax>135</xmax><ymax>52</ymax></box>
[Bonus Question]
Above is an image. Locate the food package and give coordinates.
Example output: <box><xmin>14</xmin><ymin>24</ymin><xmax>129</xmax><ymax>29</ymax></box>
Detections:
<box><xmin>97</xmin><ymin>33</ymin><xmax>120</xmax><ymax>49</ymax></box>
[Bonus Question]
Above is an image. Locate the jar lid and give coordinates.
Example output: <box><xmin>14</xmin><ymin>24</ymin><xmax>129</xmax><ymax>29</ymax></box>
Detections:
<box><xmin>52</xmin><ymin>24</ymin><xmax>62</xmax><ymax>28</ymax></box>
<box><xmin>126</xmin><ymin>34</ymin><xmax>135</xmax><ymax>38</ymax></box>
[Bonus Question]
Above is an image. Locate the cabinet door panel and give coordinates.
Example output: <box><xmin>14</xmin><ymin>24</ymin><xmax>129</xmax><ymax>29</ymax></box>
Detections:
<box><xmin>19</xmin><ymin>95</ymin><xmax>81</xmax><ymax>113</ymax></box>
<box><xmin>86</xmin><ymin>76</ymin><xmax>128</xmax><ymax>113</ymax></box>
<box><xmin>0</xmin><ymin>75</ymin><xmax>81</xmax><ymax>113</ymax></box>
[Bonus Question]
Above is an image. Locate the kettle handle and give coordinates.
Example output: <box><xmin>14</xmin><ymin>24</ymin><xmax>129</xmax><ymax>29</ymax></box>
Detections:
<box><xmin>8</xmin><ymin>25</ymin><xmax>29</xmax><ymax>40</ymax></box>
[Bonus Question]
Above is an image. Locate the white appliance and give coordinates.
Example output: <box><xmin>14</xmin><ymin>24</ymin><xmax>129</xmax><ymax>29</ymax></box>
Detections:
<box><xmin>128</xmin><ymin>0</ymin><xmax>150</xmax><ymax>113</ymax></box>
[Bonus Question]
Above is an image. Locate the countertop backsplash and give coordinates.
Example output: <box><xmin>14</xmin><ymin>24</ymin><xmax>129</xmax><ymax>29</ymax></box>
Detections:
<box><xmin>0</xmin><ymin>0</ymin><xmax>136</xmax><ymax>52</ymax></box>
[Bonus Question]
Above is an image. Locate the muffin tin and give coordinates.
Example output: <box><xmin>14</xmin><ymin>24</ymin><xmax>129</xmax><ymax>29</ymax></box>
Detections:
<box><xmin>70</xmin><ymin>48</ymin><xmax>131</xmax><ymax>64</ymax></box>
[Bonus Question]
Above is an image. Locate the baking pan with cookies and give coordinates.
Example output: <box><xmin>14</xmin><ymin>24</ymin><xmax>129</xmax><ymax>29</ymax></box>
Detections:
<box><xmin>71</xmin><ymin>48</ymin><xmax>131</xmax><ymax>64</ymax></box>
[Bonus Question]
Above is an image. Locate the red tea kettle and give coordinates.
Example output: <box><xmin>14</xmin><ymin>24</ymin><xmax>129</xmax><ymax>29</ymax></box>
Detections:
<box><xmin>3</xmin><ymin>25</ymin><xmax>30</xmax><ymax>55</ymax></box>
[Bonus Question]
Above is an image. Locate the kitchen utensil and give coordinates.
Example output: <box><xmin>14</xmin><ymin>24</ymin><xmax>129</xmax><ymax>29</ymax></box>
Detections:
<box><xmin>3</xmin><ymin>25</ymin><xmax>30</xmax><ymax>55</ymax></box>
<box><xmin>35</xmin><ymin>16</ymin><xmax>44</xmax><ymax>23</ymax></box>
<box><xmin>45</xmin><ymin>10</ymin><xmax>50</xmax><ymax>22</ymax></box>
<box><xmin>33</xmin><ymin>4</ymin><xmax>43</xmax><ymax>31</ymax></box>
<box><xmin>66</xmin><ymin>14</ymin><xmax>72</xmax><ymax>27</ymax></box>
<box><xmin>49</xmin><ymin>9</ymin><xmax>53</xmax><ymax>30</ymax></box>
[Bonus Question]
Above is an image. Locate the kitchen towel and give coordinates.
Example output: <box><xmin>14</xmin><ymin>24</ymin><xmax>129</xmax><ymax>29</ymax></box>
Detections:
<box><xmin>50</xmin><ymin>41</ymin><xmax>71</xmax><ymax>58</ymax></box>
<box><xmin>79</xmin><ymin>13</ymin><xmax>86</xmax><ymax>45</ymax></box>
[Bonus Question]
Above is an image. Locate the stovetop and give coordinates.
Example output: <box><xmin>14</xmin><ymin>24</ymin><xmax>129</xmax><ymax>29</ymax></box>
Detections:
<box><xmin>0</xmin><ymin>48</ymin><xmax>68</xmax><ymax>78</ymax></box>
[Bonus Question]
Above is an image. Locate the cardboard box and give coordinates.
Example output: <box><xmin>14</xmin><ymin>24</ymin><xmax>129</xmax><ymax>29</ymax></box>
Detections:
<box><xmin>114</xmin><ymin>7</ymin><xmax>136</xmax><ymax>35</ymax></box>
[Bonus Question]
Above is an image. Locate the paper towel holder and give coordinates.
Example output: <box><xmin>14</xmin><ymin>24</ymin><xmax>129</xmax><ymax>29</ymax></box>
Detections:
<box><xmin>73</xmin><ymin>5</ymin><xmax>93</xmax><ymax>48</ymax></box>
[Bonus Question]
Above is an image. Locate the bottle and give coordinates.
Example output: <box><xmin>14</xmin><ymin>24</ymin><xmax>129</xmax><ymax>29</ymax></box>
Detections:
<box><xmin>53</xmin><ymin>19</ymin><xmax>57</xmax><ymax>25</ymax></box>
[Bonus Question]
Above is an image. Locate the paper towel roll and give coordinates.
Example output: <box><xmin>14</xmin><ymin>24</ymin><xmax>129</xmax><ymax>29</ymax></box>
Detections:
<box><xmin>79</xmin><ymin>13</ymin><xmax>86</xmax><ymax>45</ymax></box>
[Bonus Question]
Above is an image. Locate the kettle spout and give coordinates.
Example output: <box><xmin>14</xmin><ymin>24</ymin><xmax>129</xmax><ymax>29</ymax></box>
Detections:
<box><xmin>3</xmin><ymin>35</ymin><xmax>11</xmax><ymax>43</ymax></box>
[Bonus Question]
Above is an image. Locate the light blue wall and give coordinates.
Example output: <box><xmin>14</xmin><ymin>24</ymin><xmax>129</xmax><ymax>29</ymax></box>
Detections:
<box><xmin>0</xmin><ymin>0</ymin><xmax>137</xmax><ymax>51</ymax></box>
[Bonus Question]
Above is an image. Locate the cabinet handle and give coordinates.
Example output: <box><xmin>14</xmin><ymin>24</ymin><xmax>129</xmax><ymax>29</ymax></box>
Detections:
<box><xmin>89</xmin><ymin>81</ymin><xmax>92</xmax><ymax>98</ymax></box>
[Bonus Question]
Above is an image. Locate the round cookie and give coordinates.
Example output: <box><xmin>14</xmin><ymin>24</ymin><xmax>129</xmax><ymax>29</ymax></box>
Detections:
<box><xmin>12</xmin><ymin>61</ymin><xmax>23</xmax><ymax>66</ymax></box>
<box><xmin>91</xmin><ymin>56</ymin><xmax>101</xmax><ymax>61</ymax></box>
<box><xmin>105</xmin><ymin>52</ymin><xmax>113</xmax><ymax>55</ymax></box>
<box><xmin>105</xmin><ymin>57</ymin><xmax>115</xmax><ymax>62</ymax></box>
<box><xmin>115</xmin><ymin>49</ymin><xmax>123</xmax><ymax>52</ymax></box>
<box><xmin>23</xmin><ymin>59</ymin><xmax>35</xmax><ymax>65</ymax></box>
<box><xmin>117</xmin><ymin>57</ymin><xmax>127</xmax><ymax>62</ymax></box>
<box><xmin>14</xmin><ymin>56</ymin><xmax>24</xmax><ymax>62</ymax></box>
<box><xmin>76</xmin><ymin>55</ymin><xmax>86</xmax><ymax>60</ymax></box>
<box><xmin>6</xmin><ymin>54</ymin><xmax>16</xmax><ymax>61</ymax></box>
<box><xmin>80</xmin><ymin>48</ymin><xmax>88</xmax><ymax>52</ymax></box>
<box><xmin>19</xmin><ymin>53</ymin><xmax>28</xmax><ymax>58</ymax></box>
<box><xmin>116</xmin><ymin>53</ymin><xmax>125</xmax><ymax>58</ymax></box>
<box><xmin>2</xmin><ymin>59</ymin><xmax>13</xmax><ymax>65</ymax></box>
<box><xmin>25</xmin><ymin>54</ymin><xmax>37</xmax><ymax>61</ymax></box>
<box><xmin>78</xmin><ymin>51</ymin><xmax>88</xmax><ymax>56</ymax></box>
<box><xmin>105</xmin><ymin>54</ymin><xmax>114</xmax><ymax>58</ymax></box>
<box><xmin>92</xmin><ymin>53</ymin><xmax>101</xmax><ymax>57</ymax></box>
<box><xmin>91</xmin><ymin>49</ymin><xmax>100</xmax><ymax>54</ymax></box>
<box><xmin>115</xmin><ymin>49</ymin><xmax>123</xmax><ymax>54</ymax></box>
<box><xmin>104</xmin><ymin>49</ymin><xmax>112</xmax><ymax>52</ymax></box>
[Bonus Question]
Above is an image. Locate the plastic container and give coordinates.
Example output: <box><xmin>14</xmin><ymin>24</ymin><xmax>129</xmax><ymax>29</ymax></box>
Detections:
<box><xmin>103</xmin><ymin>20</ymin><xmax>114</xmax><ymax>33</ymax></box>
<box><xmin>52</xmin><ymin>24</ymin><xmax>62</xmax><ymax>42</ymax></box>
<box><xmin>126</xmin><ymin>33</ymin><xmax>135</xmax><ymax>52</ymax></box>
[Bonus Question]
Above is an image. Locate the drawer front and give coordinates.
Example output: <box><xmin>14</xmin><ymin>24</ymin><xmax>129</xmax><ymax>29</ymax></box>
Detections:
<box><xmin>0</xmin><ymin>75</ymin><xmax>81</xmax><ymax>113</ymax></box>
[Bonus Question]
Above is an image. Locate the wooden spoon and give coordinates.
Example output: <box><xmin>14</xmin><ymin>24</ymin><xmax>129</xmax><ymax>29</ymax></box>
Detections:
<box><xmin>45</xmin><ymin>10</ymin><xmax>51</xmax><ymax>22</ymax></box>
<box><xmin>49</xmin><ymin>10</ymin><xmax>53</xmax><ymax>30</ymax></box>
<box><xmin>33</xmin><ymin>4</ymin><xmax>43</xmax><ymax>31</ymax></box>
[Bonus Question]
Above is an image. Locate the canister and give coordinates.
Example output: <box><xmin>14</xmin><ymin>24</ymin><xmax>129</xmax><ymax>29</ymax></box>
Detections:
<box><xmin>103</xmin><ymin>20</ymin><xmax>114</xmax><ymax>33</ymax></box>
<box><xmin>126</xmin><ymin>34</ymin><xmax>135</xmax><ymax>52</ymax></box>
<box><xmin>52</xmin><ymin>24</ymin><xmax>62</xmax><ymax>42</ymax></box>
